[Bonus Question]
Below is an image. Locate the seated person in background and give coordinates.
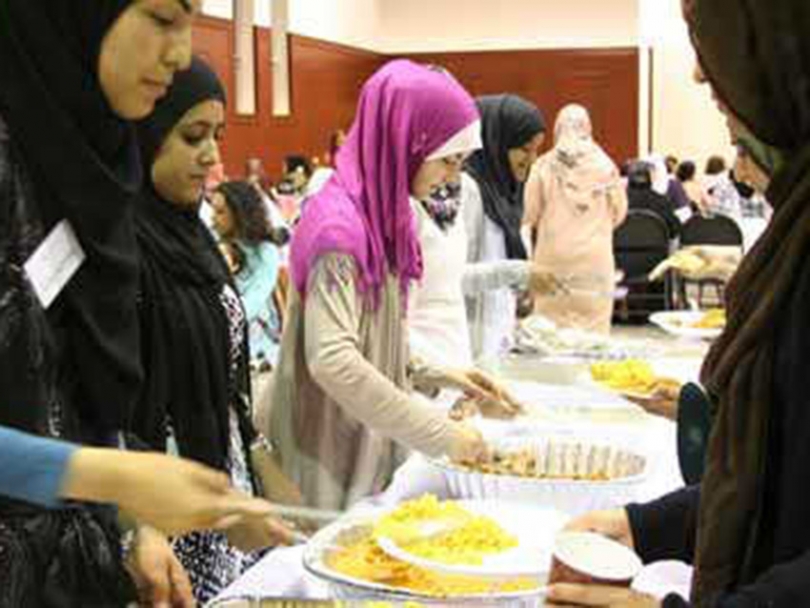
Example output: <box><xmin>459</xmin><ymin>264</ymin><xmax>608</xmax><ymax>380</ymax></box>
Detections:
<box><xmin>734</xmin><ymin>143</ymin><xmax>773</xmax><ymax>220</ymax></box>
<box><xmin>283</xmin><ymin>154</ymin><xmax>313</xmax><ymax>196</ymax></box>
<box><xmin>245</xmin><ymin>156</ymin><xmax>272</xmax><ymax>195</ymax></box>
<box><xmin>626</xmin><ymin>161</ymin><xmax>682</xmax><ymax>238</ymax></box>
<box><xmin>703</xmin><ymin>155</ymin><xmax>743</xmax><ymax>221</ymax></box>
<box><xmin>665</xmin><ymin>160</ymin><xmax>692</xmax><ymax>211</ymax></box>
<box><xmin>665</xmin><ymin>154</ymin><xmax>679</xmax><ymax>177</ymax></box>
<box><xmin>307</xmin><ymin>129</ymin><xmax>348</xmax><ymax>195</ymax></box>
<box><xmin>212</xmin><ymin>181</ymin><xmax>283</xmax><ymax>370</ymax></box>
<box><xmin>677</xmin><ymin>160</ymin><xmax>713</xmax><ymax>215</ymax></box>
<box><xmin>273</xmin><ymin>178</ymin><xmax>302</xmax><ymax>224</ymax></box>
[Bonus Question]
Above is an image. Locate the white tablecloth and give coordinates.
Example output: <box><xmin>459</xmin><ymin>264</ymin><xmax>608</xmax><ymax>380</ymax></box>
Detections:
<box><xmin>740</xmin><ymin>217</ymin><xmax>768</xmax><ymax>252</ymax></box>
<box><xmin>213</xmin><ymin>352</ymin><xmax>700</xmax><ymax>605</ymax></box>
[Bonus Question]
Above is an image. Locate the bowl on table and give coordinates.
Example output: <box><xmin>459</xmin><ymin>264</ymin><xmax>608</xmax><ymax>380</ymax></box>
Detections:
<box><xmin>430</xmin><ymin>436</ymin><xmax>648</xmax><ymax>516</ymax></box>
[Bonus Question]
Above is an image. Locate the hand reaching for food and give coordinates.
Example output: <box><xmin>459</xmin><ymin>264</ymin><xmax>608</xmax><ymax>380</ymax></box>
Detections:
<box><xmin>447</xmin><ymin>422</ymin><xmax>490</xmax><ymax>465</ymax></box>
<box><xmin>442</xmin><ymin>369</ymin><xmax>524</xmax><ymax>420</ymax></box>
<box><xmin>528</xmin><ymin>267</ymin><xmax>567</xmax><ymax>295</ymax></box>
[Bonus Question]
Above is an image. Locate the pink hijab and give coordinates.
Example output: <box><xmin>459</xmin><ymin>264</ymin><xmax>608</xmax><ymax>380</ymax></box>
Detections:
<box><xmin>290</xmin><ymin>60</ymin><xmax>479</xmax><ymax>305</ymax></box>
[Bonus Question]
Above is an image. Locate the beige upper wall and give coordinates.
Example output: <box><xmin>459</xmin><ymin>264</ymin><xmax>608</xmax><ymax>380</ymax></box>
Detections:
<box><xmin>377</xmin><ymin>0</ymin><xmax>639</xmax><ymax>53</ymax></box>
<box><xmin>201</xmin><ymin>0</ymin><xmax>381</xmax><ymax>48</ymax></box>
<box><xmin>641</xmin><ymin>0</ymin><xmax>735</xmax><ymax>169</ymax></box>
<box><xmin>288</xmin><ymin>0</ymin><xmax>380</xmax><ymax>49</ymax></box>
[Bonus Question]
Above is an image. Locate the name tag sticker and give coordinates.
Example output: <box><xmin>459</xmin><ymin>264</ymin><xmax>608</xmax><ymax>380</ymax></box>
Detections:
<box><xmin>24</xmin><ymin>219</ymin><xmax>85</xmax><ymax>309</ymax></box>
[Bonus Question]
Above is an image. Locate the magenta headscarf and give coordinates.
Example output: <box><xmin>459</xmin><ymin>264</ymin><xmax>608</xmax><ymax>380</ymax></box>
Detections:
<box><xmin>290</xmin><ymin>60</ymin><xmax>479</xmax><ymax>305</ymax></box>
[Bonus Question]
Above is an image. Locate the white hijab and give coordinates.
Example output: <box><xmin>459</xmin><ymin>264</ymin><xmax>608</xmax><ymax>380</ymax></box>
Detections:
<box><xmin>645</xmin><ymin>153</ymin><xmax>670</xmax><ymax>195</ymax></box>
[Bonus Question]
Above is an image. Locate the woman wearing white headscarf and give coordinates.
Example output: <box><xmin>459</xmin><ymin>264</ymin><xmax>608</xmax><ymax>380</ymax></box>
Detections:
<box><xmin>645</xmin><ymin>153</ymin><xmax>671</xmax><ymax>196</ymax></box>
<box><xmin>523</xmin><ymin>104</ymin><xmax>627</xmax><ymax>334</ymax></box>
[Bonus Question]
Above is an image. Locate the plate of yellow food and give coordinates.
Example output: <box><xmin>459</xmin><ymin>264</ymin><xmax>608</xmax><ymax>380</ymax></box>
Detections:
<box><xmin>590</xmin><ymin>360</ymin><xmax>682</xmax><ymax>401</ymax></box>
<box><xmin>374</xmin><ymin>496</ymin><xmax>567</xmax><ymax>580</ymax></box>
<box><xmin>304</xmin><ymin>495</ymin><xmax>552</xmax><ymax>605</ymax></box>
<box><xmin>649</xmin><ymin>310</ymin><xmax>725</xmax><ymax>340</ymax></box>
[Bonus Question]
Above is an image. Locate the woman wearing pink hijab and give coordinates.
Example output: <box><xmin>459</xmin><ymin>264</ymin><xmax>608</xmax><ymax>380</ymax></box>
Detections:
<box><xmin>267</xmin><ymin>61</ymin><xmax>493</xmax><ymax>509</ymax></box>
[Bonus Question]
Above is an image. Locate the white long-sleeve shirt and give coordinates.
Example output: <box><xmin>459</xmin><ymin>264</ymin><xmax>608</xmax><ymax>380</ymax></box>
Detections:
<box><xmin>409</xmin><ymin>179</ymin><xmax>531</xmax><ymax>367</ymax></box>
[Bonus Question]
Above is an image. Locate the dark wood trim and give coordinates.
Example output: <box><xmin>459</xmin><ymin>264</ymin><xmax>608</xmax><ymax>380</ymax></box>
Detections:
<box><xmin>289</xmin><ymin>32</ymin><xmax>382</xmax><ymax>60</ymax></box>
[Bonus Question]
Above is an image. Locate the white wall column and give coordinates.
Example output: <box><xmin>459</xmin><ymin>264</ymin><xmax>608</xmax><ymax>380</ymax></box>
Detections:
<box><xmin>234</xmin><ymin>0</ymin><xmax>257</xmax><ymax>115</ymax></box>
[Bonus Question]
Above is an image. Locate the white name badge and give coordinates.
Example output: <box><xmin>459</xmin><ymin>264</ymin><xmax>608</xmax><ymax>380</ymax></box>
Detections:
<box><xmin>23</xmin><ymin>219</ymin><xmax>86</xmax><ymax>309</ymax></box>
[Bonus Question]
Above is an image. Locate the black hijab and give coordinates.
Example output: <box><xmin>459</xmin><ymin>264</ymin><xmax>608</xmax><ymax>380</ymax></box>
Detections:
<box><xmin>464</xmin><ymin>94</ymin><xmax>546</xmax><ymax>260</ymax></box>
<box><xmin>133</xmin><ymin>57</ymin><xmax>247</xmax><ymax>471</ymax></box>
<box><xmin>685</xmin><ymin>0</ymin><xmax>810</xmax><ymax>603</ymax></box>
<box><xmin>0</xmin><ymin>1</ymin><xmax>143</xmax><ymax>436</ymax></box>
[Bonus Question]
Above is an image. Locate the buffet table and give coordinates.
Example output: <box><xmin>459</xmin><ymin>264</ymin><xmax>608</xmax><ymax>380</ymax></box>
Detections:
<box><xmin>213</xmin><ymin>332</ymin><xmax>704</xmax><ymax>605</ymax></box>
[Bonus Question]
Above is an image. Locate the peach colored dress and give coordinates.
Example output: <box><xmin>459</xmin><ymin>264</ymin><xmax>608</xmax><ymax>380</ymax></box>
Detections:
<box><xmin>523</xmin><ymin>105</ymin><xmax>627</xmax><ymax>334</ymax></box>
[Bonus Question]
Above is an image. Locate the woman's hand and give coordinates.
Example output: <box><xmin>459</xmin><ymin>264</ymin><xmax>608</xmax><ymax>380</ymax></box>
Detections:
<box><xmin>547</xmin><ymin>583</ymin><xmax>660</xmax><ymax>607</ymax></box>
<box><xmin>62</xmin><ymin>449</ymin><xmax>275</xmax><ymax>536</ymax></box>
<box><xmin>563</xmin><ymin>508</ymin><xmax>636</xmax><ymax>550</ymax></box>
<box><xmin>529</xmin><ymin>267</ymin><xmax>566</xmax><ymax>295</ymax></box>
<box><xmin>446</xmin><ymin>422</ymin><xmax>489</xmax><ymax>465</ymax></box>
<box><xmin>441</xmin><ymin>369</ymin><xmax>524</xmax><ymax>419</ymax></box>
<box><xmin>126</xmin><ymin>526</ymin><xmax>195</xmax><ymax>608</ymax></box>
<box><xmin>626</xmin><ymin>387</ymin><xmax>679</xmax><ymax>421</ymax></box>
<box><xmin>224</xmin><ymin>514</ymin><xmax>295</xmax><ymax>553</ymax></box>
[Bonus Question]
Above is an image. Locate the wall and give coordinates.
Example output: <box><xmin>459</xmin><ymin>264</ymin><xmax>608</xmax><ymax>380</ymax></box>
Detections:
<box><xmin>202</xmin><ymin>0</ymin><xmax>381</xmax><ymax>50</ymax></box>
<box><xmin>640</xmin><ymin>0</ymin><xmax>735</xmax><ymax>168</ymax></box>
<box><xmin>401</xmin><ymin>48</ymin><xmax>640</xmax><ymax>164</ymax></box>
<box><xmin>193</xmin><ymin>16</ymin><xmax>383</xmax><ymax>178</ymax></box>
<box><xmin>378</xmin><ymin>0</ymin><xmax>639</xmax><ymax>53</ymax></box>
<box><xmin>289</xmin><ymin>0</ymin><xmax>381</xmax><ymax>51</ymax></box>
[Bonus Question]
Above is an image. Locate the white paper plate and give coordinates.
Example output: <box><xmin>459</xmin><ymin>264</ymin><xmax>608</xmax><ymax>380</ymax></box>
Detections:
<box><xmin>376</xmin><ymin>500</ymin><xmax>568</xmax><ymax>580</ymax></box>
<box><xmin>303</xmin><ymin>508</ymin><xmax>547</xmax><ymax>606</ymax></box>
<box><xmin>650</xmin><ymin>311</ymin><xmax>723</xmax><ymax>341</ymax></box>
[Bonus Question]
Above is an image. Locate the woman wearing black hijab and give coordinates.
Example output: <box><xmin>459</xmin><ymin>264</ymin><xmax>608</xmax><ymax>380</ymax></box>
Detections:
<box><xmin>627</xmin><ymin>161</ymin><xmax>682</xmax><ymax>239</ymax></box>
<box><xmin>462</xmin><ymin>94</ymin><xmax>547</xmax><ymax>360</ymax></box>
<box><xmin>133</xmin><ymin>56</ymin><xmax>289</xmax><ymax>604</ymax></box>
<box><xmin>0</xmin><ymin>0</ymin><xmax>200</xmax><ymax>605</ymax></box>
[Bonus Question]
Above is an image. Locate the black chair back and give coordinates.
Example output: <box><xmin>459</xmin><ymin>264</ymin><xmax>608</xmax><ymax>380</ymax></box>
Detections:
<box><xmin>614</xmin><ymin>209</ymin><xmax>671</xmax><ymax>280</ymax></box>
<box><xmin>680</xmin><ymin>215</ymin><xmax>743</xmax><ymax>247</ymax></box>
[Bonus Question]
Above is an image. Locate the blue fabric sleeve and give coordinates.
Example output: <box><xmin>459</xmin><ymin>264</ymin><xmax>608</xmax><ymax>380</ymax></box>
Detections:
<box><xmin>0</xmin><ymin>426</ymin><xmax>77</xmax><ymax>507</ymax></box>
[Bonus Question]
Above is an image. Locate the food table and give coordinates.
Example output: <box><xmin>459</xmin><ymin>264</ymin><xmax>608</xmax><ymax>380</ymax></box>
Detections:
<box><xmin>213</xmin><ymin>330</ymin><xmax>706</xmax><ymax>606</ymax></box>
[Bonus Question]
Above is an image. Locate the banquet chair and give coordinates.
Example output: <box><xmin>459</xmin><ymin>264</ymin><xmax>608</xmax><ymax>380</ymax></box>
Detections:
<box><xmin>613</xmin><ymin>209</ymin><xmax>673</xmax><ymax>322</ymax></box>
<box><xmin>678</xmin><ymin>215</ymin><xmax>744</xmax><ymax>308</ymax></box>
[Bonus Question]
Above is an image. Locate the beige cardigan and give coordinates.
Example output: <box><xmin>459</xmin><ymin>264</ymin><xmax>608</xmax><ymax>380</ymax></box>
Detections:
<box><xmin>267</xmin><ymin>254</ymin><xmax>458</xmax><ymax>510</ymax></box>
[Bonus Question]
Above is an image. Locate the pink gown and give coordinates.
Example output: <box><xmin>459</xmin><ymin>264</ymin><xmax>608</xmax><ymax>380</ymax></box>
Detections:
<box><xmin>523</xmin><ymin>108</ymin><xmax>627</xmax><ymax>334</ymax></box>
